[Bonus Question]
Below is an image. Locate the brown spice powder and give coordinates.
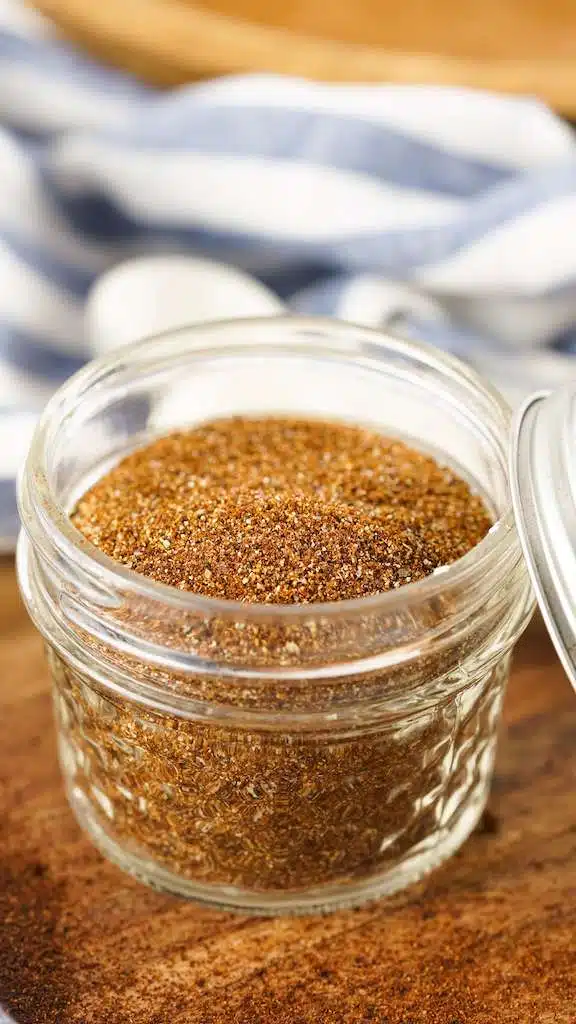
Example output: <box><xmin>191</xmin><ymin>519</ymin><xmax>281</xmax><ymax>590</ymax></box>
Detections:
<box><xmin>73</xmin><ymin>417</ymin><xmax>491</xmax><ymax>601</ymax></box>
<box><xmin>53</xmin><ymin>417</ymin><xmax>499</xmax><ymax>899</ymax></box>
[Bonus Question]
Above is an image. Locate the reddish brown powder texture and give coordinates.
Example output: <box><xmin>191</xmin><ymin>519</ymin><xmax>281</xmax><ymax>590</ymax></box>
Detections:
<box><xmin>72</xmin><ymin>417</ymin><xmax>491</xmax><ymax>602</ymax></box>
<box><xmin>56</xmin><ymin>419</ymin><xmax>500</xmax><ymax>899</ymax></box>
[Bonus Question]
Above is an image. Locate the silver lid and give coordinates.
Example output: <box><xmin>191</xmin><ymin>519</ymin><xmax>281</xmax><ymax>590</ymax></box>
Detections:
<box><xmin>510</xmin><ymin>384</ymin><xmax>576</xmax><ymax>693</ymax></box>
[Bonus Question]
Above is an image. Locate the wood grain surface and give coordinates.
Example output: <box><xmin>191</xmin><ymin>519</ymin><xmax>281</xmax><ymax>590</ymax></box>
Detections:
<box><xmin>1</xmin><ymin>557</ymin><xmax>575</xmax><ymax>1023</ymax></box>
<box><xmin>30</xmin><ymin>0</ymin><xmax>576</xmax><ymax>113</ymax></box>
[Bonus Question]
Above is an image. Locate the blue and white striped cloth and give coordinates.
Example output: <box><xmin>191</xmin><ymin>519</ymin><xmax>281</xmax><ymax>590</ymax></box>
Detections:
<box><xmin>2</xmin><ymin>0</ymin><xmax>576</xmax><ymax>549</ymax></box>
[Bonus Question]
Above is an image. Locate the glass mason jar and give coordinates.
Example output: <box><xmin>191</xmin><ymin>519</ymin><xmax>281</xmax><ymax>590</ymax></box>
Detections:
<box><xmin>17</xmin><ymin>317</ymin><xmax>534</xmax><ymax>915</ymax></box>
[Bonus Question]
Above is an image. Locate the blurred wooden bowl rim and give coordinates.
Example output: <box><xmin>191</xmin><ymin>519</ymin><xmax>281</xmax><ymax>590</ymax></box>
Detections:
<box><xmin>31</xmin><ymin>0</ymin><xmax>576</xmax><ymax>112</ymax></box>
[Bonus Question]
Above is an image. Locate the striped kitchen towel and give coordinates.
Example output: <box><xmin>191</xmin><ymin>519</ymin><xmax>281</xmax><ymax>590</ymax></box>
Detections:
<box><xmin>1</xmin><ymin>0</ymin><xmax>576</xmax><ymax>548</ymax></box>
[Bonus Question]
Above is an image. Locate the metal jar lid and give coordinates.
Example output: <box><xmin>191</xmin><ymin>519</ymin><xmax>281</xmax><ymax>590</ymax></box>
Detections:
<box><xmin>510</xmin><ymin>384</ymin><xmax>576</xmax><ymax>693</ymax></box>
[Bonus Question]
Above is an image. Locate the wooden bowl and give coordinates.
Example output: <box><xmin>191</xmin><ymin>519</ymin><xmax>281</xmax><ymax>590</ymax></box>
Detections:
<box><xmin>30</xmin><ymin>0</ymin><xmax>576</xmax><ymax>113</ymax></box>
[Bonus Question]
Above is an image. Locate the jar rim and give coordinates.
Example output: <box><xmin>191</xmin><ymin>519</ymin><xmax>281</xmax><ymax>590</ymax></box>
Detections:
<box><xmin>19</xmin><ymin>315</ymin><xmax>517</xmax><ymax>623</ymax></box>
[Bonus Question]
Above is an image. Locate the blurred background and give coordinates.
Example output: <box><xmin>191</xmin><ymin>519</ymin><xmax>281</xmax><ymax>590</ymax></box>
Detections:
<box><xmin>2</xmin><ymin>0</ymin><xmax>576</xmax><ymax>547</ymax></box>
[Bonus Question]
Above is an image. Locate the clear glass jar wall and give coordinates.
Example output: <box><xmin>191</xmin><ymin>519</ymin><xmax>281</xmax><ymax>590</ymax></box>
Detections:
<box><xmin>17</xmin><ymin>318</ymin><xmax>534</xmax><ymax>914</ymax></box>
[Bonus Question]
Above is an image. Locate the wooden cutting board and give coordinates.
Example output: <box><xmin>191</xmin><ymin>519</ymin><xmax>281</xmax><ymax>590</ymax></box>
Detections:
<box><xmin>1</xmin><ymin>557</ymin><xmax>575</xmax><ymax>1023</ymax></box>
<box><xmin>30</xmin><ymin>0</ymin><xmax>576</xmax><ymax>113</ymax></box>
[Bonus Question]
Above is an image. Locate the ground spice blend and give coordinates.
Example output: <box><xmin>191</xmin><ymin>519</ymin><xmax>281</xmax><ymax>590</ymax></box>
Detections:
<box><xmin>50</xmin><ymin>416</ymin><xmax>505</xmax><ymax>906</ymax></box>
<box><xmin>71</xmin><ymin>418</ymin><xmax>491</xmax><ymax>601</ymax></box>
